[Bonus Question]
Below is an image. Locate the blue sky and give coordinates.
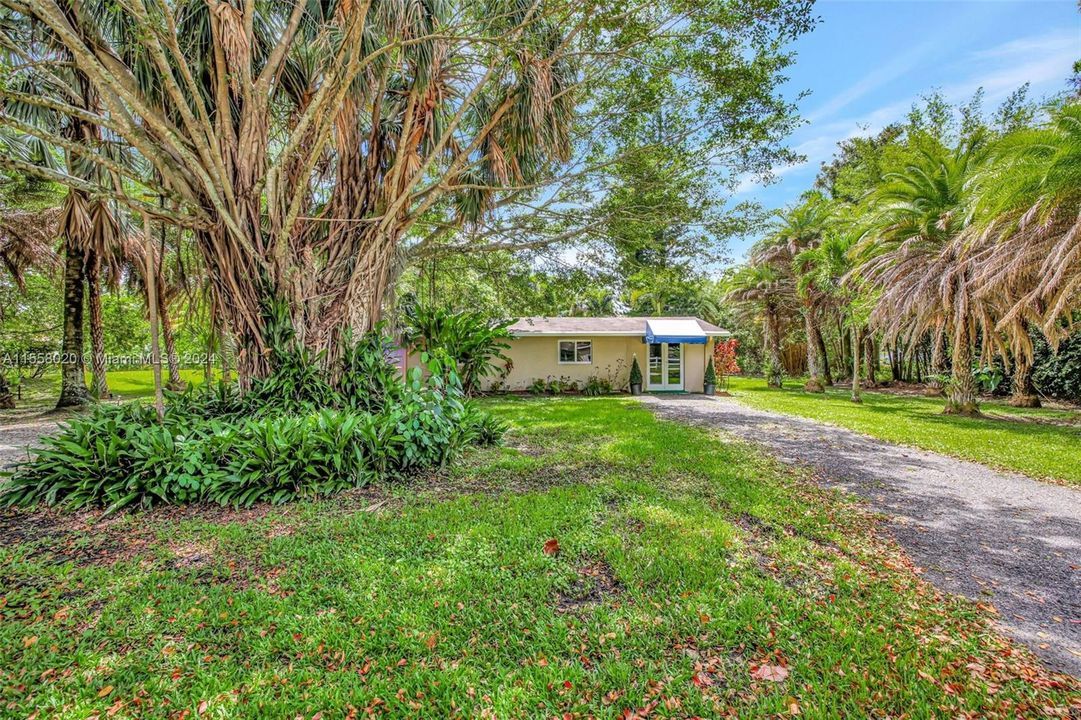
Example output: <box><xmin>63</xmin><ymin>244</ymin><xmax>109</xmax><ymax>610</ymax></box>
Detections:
<box><xmin>728</xmin><ymin>0</ymin><xmax>1080</xmax><ymax>261</ymax></box>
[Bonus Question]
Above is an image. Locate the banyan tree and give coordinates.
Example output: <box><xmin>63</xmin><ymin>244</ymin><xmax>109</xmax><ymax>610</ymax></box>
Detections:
<box><xmin>0</xmin><ymin>0</ymin><xmax>579</xmax><ymax>376</ymax></box>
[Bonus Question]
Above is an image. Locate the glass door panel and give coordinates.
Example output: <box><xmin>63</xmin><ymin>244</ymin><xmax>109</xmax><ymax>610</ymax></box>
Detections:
<box><xmin>647</xmin><ymin>343</ymin><xmax>683</xmax><ymax>390</ymax></box>
<box><xmin>648</xmin><ymin>343</ymin><xmax>663</xmax><ymax>387</ymax></box>
<box><xmin>667</xmin><ymin>343</ymin><xmax>682</xmax><ymax>387</ymax></box>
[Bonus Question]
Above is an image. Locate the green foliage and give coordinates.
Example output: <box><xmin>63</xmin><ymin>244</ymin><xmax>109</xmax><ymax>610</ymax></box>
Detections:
<box><xmin>973</xmin><ymin>365</ymin><xmax>1004</xmax><ymax>394</ymax></box>
<box><xmin>545</xmin><ymin>377</ymin><xmax>566</xmax><ymax>395</ymax></box>
<box><xmin>403</xmin><ymin>304</ymin><xmax>513</xmax><ymax>395</ymax></box>
<box><xmin>2</xmin><ymin>322</ymin><xmax>504</xmax><ymax>511</ymax></box>
<box><xmin>1032</xmin><ymin>328</ymin><xmax>1081</xmax><ymax>400</ymax></box>
<box><xmin>527</xmin><ymin>378</ymin><xmax>547</xmax><ymax>395</ymax></box>
<box><xmin>629</xmin><ymin>355</ymin><xmax>642</xmax><ymax>386</ymax></box>
<box><xmin>337</xmin><ymin>326</ymin><xmax>403</xmax><ymax>413</ymax></box>
<box><xmin>582</xmin><ymin>375</ymin><xmax>613</xmax><ymax>397</ymax></box>
<box><xmin>704</xmin><ymin>357</ymin><xmax>717</xmax><ymax>386</ymax></box>
<box><xmin>763</xmin><ymin>357</ymin><xmax>784</xmax><ymax>388</ymax></box>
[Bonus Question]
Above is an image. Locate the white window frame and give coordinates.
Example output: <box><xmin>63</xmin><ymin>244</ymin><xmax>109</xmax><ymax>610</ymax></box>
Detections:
<box><xmin>557</xmin><ymin>339</ymin><xmax>593</xmax><ymax>365</ymax></box>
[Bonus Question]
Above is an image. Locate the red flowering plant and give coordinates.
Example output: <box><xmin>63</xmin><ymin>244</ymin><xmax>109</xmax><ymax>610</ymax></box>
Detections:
<box><xmin>712</xmin><ymin>339</ymin><xmax>740</xmax><ymax>390</ymax></box>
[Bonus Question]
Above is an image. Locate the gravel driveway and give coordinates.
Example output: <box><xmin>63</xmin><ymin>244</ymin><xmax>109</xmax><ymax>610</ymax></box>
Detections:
<box><xmin>0</xmin><ymin>415</ymin><xmax>61</xmax><ymax>469</ymax></box>
<box><xmin>641</xmin><ymin>393</ymin><xmax>1081</xmax><ymax>677</ymax></box>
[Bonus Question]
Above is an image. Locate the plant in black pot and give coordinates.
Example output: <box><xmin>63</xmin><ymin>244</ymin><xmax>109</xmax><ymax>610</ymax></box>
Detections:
<box><xmin>629</xmin><ymin>355</ymin><xmax>643</xmax><ymax>395</ymax></box>
<box><xmin>703</xmin><ymin>358</ymin><xmax>717</xmax><ymax>395</ymax></box>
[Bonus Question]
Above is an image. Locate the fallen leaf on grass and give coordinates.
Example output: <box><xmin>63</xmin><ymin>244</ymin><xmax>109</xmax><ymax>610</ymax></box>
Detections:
<box><xmin>543</xmin><ymin>539</ymin><xmax>560</xmax><ymax>556</ymax></box>
<box><xmin>750</xmin><ymin>665</ymin><xmax>789</xmax><ymax>682</ymax></box>
<box><xmin>97</xmin><ymin>685</ymin><xmax>114</xmax><ymax>698</ymax></box>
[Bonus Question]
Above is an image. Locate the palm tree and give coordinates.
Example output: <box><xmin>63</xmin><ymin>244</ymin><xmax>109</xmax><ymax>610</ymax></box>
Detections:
<box><xmin>724</xmin><ymin>263</ymin><xmax>795</xmax><ymax>388</ymax></box>
<box><xmin>855</xmin><ymin>135</ymin><xmax>990</xmax><ymax>415</ymax></box>
<box><xmin>769</xmin><ymin>195</ymin><xmax>833</xmax><ymax>392</ymax></box>
<box><xmin>963</xmin><ymin>102</ymin><xmax>1081</xmax><ymax>405</ymax></box>
<box><xmin>795</xmin><ymin>221</ymin><xmax>868</xmax><ymax>402</ymax></box>
<box><xmin>0</xmin><ymin>11</ymin><xmax>126</xmax><ymax>406</ymax></box>
<box><xmin>0</xmin><ymin>205</ymin><xmax>60</xmax><ymax>407</ymax></box>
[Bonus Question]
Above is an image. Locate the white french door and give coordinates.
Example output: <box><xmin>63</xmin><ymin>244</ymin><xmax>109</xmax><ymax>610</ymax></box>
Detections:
<box><xmin>647</xmin><ymin>343</ymin><xmax>683</xmax><ymax>391</ymax></box>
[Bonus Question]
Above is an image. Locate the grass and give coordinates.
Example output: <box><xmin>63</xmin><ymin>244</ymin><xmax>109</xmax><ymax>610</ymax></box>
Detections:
<box><xmin>725</xmin><ymin>375</ymin><xmax>1081</xmax><ymax>486</ymax></box>
<box><xmin>1</xmin><ymin>397</ymin><xmax>1076</xmax><ymax>718</ymax></box>
<box><xmin>4</xmin><ymin>369</ymin><xmax>208</xmax><ymax>412</ymax></box>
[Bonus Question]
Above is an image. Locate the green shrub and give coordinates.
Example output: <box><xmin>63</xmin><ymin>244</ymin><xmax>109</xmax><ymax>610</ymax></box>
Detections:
<box><xmin>582</xmin><ymin>375</ymin><xmax>612</xmax><ymax>396</ymax></box>
<box><xmin>338</xmin><ymin>326</ymin><xmax>404</xmax><ymax>413</ymax></box>
<box><xmin>704</xmin><ymin>358</ymin><xmax>717</xmax><ymax>387</ymax></box>
<box><xmin>463</xmin><ymin>405</ymin><xmax>509</xmax><ymax>446</ymax></box>
<box><xmin>1031</xmin><ymin>326</ymin><xmax>1081</xmax><ymax>400</ymax></box>
<box><xmin>402</xmin><ymin>304</ymin><xmax>513</xmax><ymax>394</ymax></box>
<box><xmin>974</xmin><ymin>365</ymin><xmax>1004</xmax><ymax>394</ymax></box>
<box><xmin>1</xmin><ymin>330</ymin><xmax>504</xmax><ymax>512</ymax></box>
<box><xmin>528</xmin><ymin>378</ymin><xmax>547</xmax><ymax>395</ymax></box>
<box><xmin>629</xmin><ymin>356</ymin><xmax>642</xmax><ymax>386</ymax></box>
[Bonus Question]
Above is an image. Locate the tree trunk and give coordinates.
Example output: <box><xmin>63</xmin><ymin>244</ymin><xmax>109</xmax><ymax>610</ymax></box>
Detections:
<box><xmin>158</xmin><ymin>289</ymin><xmax>184</xmax><ymax>391</ymax></box>
<box><xmin>86</xmin><ymin>255</ymin><xmax>110</xmax><ymax>400</ymax></box>
<box><xmin>1009</xmin><ymin>354</ymin><xmax>1040</xmax><ymax>408</ymax></box>
<box><xmin>142</xmin><ymin>216</ymin><xmax>165</xmax><ymax>421</ymax></box>
<box><xmin>863</xmin><ymin>335</ymin><xmax>877</xmax><ymax>387</ymax></box>
<box><xmin>204</xmin><ymin>322</ymin><xmax>216</xmax><ymax>386</ymax></box>
<box><xmin>926</xmin><ymin>325</ymin><xmax>947</xmax><ymax>396</ymax></box>
<box><xmin>220</xmin><ymin>322</ymin><xmax>234</xmax><ymax>385</ymax></box>
<box><xmin>0</xmin><ymin>373</ymin><xmax>14</xmax><ymax>409</ymax></box>
<box><xmin>817</xmin><ymin>330</ymin><xmax>832</xmax><ymax>386</ymax></box>
<box><xmin>56</xmin><ymin>237</ymin><xmax>91</xmax><ymax>408</ymax></box>
<box><xmin>764</xmin><ymin>313</ymin><xmax>783</xmax><ymax>388</ymax></box>
<box><xmin>839</xmin><ymin>317</ymin><xmax>851</xmax><ymax>376</ymax></box>
<box><xmin>803</xmin><ymin>307</ymin><xmax>824</xmax><ymax>393</ymax></box>
<box><xmin>889</xmin><ymin>339</ymin><xmax>903</xmax><ymax>382</ymax></box>
<box><xmin>850</xmin><ymin>326</ymin><xmax>862</xmax><ymax>404</ymax></box>
<box><xmin>944</xmin><ymin>320</ymin><xmax>979</xmax><ymax>416</ymax></box>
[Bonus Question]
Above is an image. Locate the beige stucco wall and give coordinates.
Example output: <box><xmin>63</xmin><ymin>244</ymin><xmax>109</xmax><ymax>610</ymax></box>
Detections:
<box><xmin>482</xmin><ymin>335</ymin><xmax>716</xmax><ymax>393</ymax></box>
<box><xmin>684</xmin><ymin>342</ymin><xmax>708</xmax><ymax>393</ymax></box>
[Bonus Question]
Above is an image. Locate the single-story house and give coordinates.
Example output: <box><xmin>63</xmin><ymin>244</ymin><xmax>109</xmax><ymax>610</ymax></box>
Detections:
<box><xmin>487</xmin><ymin>316</ymin><xmax>731</xmax><ymax>393</ymax></box>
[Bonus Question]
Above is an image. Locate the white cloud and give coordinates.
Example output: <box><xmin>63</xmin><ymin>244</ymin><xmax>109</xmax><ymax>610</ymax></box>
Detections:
<box><xmin>964</xmin><ymin>27</ymin><xmax>1078</xmax><ymax>62</ymax></box>
<box><xmin>804</xmin><ymin>39</ymin><xmax>938</xmax><ymax>124</ymax></box>
<box><xmin>942</xmin><ymin>39</ymin><xmax>1078</xmax><ymax>104</ymax></box>
<box><xmin>737</xmin><ymin>26</ymin><xmax>1077</xmax><ymax>200</ymax></box>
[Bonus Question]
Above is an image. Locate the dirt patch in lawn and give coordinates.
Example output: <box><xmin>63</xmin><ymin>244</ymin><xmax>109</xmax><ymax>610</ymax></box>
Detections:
<box><xmin>0</xmin><ymin>485</ymin><xmax>395</xmax><ymax>562</ymax></box>
<box><xmin>414</xmin><ymin>448</ymin><xmax>611</xmax><ymax>498</ymax></box>
<box><xmin>0</xmin><ymin>507</ymin><xmax>154</xmax><ymax>567</ymax></box>
<box><xmin>555</xmin><ymin>558</ymin><xmax>623</xmax><ymax>614</ymax></box>
<box><xmin>165</xmin><ymin>537</ymin><xmax>289</xmax><ymax>596</ymax></box>
<box><xmin>168</xmin><ymin>540</ymin><xmax>216</xmax><ymax>570</ymax></box>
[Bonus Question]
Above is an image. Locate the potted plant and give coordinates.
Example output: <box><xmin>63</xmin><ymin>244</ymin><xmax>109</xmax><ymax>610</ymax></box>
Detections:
<box><xmin>629</xmin><ymin>355</ymin><xmax>643</xmax><ymax>395</ymax></box>
<box><xmin>703</xmin><ymin>358</ymin><xmax>717</xmax><ymax>396</ymax></box>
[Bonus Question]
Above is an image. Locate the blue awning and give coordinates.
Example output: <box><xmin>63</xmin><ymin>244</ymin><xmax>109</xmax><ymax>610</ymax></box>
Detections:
<box><xmin>645</xmin><ymin>319</ymin><xmax>708</xmax><ymax>345</ymax></box>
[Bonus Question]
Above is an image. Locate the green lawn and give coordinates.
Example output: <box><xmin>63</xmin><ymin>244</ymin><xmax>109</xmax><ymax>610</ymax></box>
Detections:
<box><xmin>2</xmin><ymin>398</ymin><xmax>1075</xmax><ymax>718</ymax></box>
<box><xmin>4</xmin><ymin>368</ymin><xmax>208</xmax><ymax>411</ymax></box>
<box><xmin>725</xmin><ymin>376</ymin><xmax>1081</xmax><ymax>486</ymax></box>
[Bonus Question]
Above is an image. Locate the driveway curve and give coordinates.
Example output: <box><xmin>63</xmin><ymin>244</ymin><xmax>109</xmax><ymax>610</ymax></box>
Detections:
<box><xmin>641</xmin><ymin>393</ymin><xmax>1081</xmax><ymax>677</ymax></box>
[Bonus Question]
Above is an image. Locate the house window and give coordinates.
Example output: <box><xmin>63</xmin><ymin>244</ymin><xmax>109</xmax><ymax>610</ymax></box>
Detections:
<box><xmin>558</xmin><ymin>339</ymin><xmax>592</xmax><ymax>364</ymax></box>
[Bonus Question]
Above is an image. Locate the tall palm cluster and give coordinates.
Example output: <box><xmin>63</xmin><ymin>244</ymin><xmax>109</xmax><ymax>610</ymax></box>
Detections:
<box><xmin>725</xmin><ymin>100</ymin><xmax>1081</xmax><ymax>415</ymax></box>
